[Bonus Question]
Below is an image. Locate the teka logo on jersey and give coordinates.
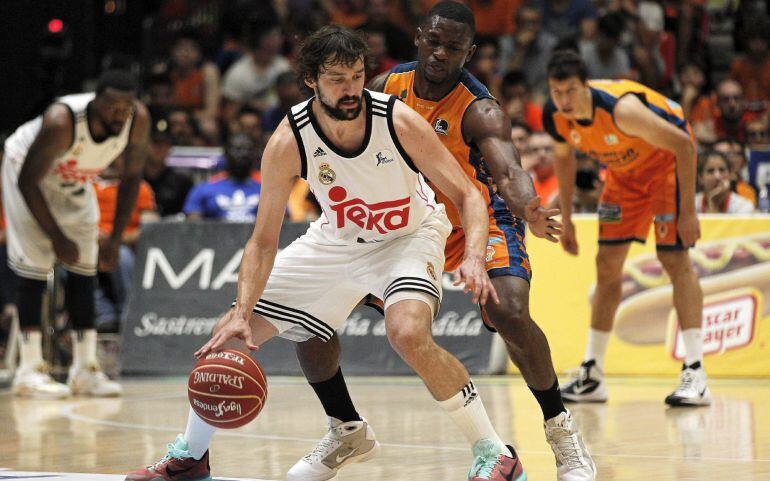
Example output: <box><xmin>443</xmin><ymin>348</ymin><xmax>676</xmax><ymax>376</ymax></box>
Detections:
<box><xmin>328</xmin><ymin>186</ymin><xmax>410</xmax><ymax>234</ymax></box>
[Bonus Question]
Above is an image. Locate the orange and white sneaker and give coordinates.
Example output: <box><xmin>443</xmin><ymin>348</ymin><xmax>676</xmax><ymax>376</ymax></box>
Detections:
<box><xmin>12</xmin><ymin>363</ymin><xmax>71</xmax><ymax>399</ymax></box>
<box><xmin>68</xmin><ymin>362</ymin><xmax>123</xmax><ymax>397</ymax></box>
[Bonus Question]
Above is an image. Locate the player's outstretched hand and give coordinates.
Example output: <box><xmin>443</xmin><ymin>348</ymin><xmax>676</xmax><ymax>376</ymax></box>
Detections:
<box><xmin>195</xmin><ymin>308</ymin><xmax>259</xmax><ymax>359</ymax></box>
<box><xmin>453</xmin><ymin>255</ymin><xmax>499</xmax><ymax>306</ymax></box>
<box><xmin>52</xmin><ymin>233</ymin><xmax>79</xmax><ymax>266</ymax></box>
<box><xmin>524</xmin><ymin>197</ymin><xmax>562</xmax><ymax>243</ymax></box>
<box><xmin>561</xmin><ymin>219</ymin><xmax>579</xmax><ymax>256</ymax></box>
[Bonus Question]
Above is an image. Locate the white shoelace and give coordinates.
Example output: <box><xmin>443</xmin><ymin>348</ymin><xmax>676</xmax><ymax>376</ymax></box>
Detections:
<box><xmin>677</xmin><ymin>371</ymin><xmax>696</xmax><ymax>394</ymax></box>
<box><xmin>551</xmin><ymin>429</ymin><xmax>587</xmax><ymax>469</ymax></box>
<box><xmin>304</xmin><ymin>434</ymin><xmax>339</xmax><ymax>463</ymax></box>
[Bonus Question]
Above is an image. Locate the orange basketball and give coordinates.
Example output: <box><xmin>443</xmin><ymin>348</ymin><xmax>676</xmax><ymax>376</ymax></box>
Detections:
<box><xmin>187</xmin><ymin>349</ymin><xmax>267</xmax><ymax>429</ymax></box>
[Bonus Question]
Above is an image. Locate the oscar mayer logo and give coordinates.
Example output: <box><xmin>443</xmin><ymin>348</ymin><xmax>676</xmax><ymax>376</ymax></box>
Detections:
<box><xmin>328</xmin><ymin>186</ymin><xmax>410</xmax><ymax>234</ymax></box>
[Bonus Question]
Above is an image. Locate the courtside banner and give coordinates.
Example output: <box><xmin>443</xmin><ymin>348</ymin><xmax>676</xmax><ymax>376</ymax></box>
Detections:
<box><xmin>524</xmin><ymin>214</ymin><xmax>770</xmax><ymax>377</ymax></box>
<box><xmin>121</xmin><ymin>221</ymin><xmax>493</xmax><ymax>375</ymax></box>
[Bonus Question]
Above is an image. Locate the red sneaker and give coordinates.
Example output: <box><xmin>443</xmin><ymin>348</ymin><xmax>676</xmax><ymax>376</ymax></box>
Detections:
<box><xmin>125</xmin><ymin>435</ymin><xmax>212</xmax><ymax>481</ymax></box>
<box><xmin>468</xmin><ymin>440</ymin><xmax>526</xmax><ymax>481</ymax></box>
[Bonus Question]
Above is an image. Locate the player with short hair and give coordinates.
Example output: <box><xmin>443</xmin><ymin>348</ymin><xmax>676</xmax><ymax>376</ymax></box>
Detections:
<box><xmin>125</xmin><ymin>24</ymin><xmax>522</xmax><ymax>481</ymax></box>
<box><xmin>542</xmin><ymin>50</ymin><xmax>709</xmax><ymax>406</ymax></box>
<box><xmin>2</xmin><ymin>69</ymin><xmax>150</xmax><ymax>398</ymax></box>
<box><xmin>290</xmin><ymin>3</ymin><xmax>596</xmax><ymax>481</ymax></box>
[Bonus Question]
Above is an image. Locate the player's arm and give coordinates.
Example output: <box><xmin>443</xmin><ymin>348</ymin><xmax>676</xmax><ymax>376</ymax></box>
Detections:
<box><xmin>613</xmin><ymin>94</ymin><xmax>700</xmax><ymax>246</ymax></box>
<box><xmin>366</xmin><ymin>71</ymin><xmax>390</xmax><ymax>92</ymax></box>
<box><xmin>552</xmin><ymin>141</ymin><xmax>579</xmax><ymax>255</ymax></box>
<box><xmin>101</xmin><ymin>102</ymin><xmax>150</xmax><ymax>270</ymax></box>
<box><xmin>197</xmin><ymin>117</ymin><xmax>301</xmax><ymax>356</ymax></box>
<box><xmin>392</xmin><ymin>100</ymin><xmax>497</xmax><ymax>304</ymax></box>
<box><xmin>17</xmin><ymin>104</ymin><xmax>77</xmax><ymax>262</ymax></box>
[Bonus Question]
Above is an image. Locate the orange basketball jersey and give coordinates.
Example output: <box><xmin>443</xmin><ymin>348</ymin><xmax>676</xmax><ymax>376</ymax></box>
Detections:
<box><xmin>543</xmin><ymin>79</ymin><xmax>689</xmax><ymax>172</ymax></box>
<box><xmin>383</xmin><ymin>62</ymin><xmax>499</xmax><ymax>226</ymax></box>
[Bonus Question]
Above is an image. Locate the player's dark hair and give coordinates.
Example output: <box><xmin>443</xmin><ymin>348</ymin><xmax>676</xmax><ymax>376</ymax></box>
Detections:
<box><xmin>96</xmin><ymin>69</ymin><xmax>138</xmax><ymax>95</ymax></box>
<box><xmin>423</xmin><ymin>1</ymin><xmax>476</xmax><ymax>36</ymax></box>
<box><xmin>547</xmin><ymin>50</ymin><xmax>588</xmax><ymax>82</ymax></box>
<box><xmin>296</xmin><ymin>25</ymin><xmax>369</xmax><ymax>82</ymax></box>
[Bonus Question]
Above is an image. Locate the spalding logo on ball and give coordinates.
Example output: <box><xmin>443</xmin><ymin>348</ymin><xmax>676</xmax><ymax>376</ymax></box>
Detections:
<box><xmin>188</xmin><ymin>349</ymin><xmax>268</xmax><ymax>429</ymax></box>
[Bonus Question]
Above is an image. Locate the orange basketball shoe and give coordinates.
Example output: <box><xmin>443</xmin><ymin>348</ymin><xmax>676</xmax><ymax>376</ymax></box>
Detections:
<box><xmin>125</xmin><ymin>435</ymin><xmax>212</xmax><ymax>481</ymax></box>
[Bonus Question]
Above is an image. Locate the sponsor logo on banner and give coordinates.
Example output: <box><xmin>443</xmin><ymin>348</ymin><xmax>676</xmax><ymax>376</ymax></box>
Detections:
<box><xmin>328</xmin><ymin>186</ymin><xmax>409</xmax><ymax>234</ymax></box>
<box><xmin>669</xmin><ymin>288</ymin><xmax>759</xmax><ymax>360</ymax></box>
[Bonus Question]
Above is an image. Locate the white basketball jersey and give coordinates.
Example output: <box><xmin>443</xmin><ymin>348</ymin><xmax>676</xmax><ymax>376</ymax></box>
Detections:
<box><xmin>288</xmin><ymin>90</ymin><xmax>448</xmax><ymax>245</ymax></box>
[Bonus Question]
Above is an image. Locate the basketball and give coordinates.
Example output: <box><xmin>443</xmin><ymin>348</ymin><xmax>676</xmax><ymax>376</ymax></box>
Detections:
<box><xmin>187</xmin><ymin>350</ymin><xmax>267</xmax><ymax>429</ymax></box>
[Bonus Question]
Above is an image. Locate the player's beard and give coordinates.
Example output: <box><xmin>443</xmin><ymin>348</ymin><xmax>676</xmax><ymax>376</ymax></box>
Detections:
<box><xmin>316</xmin><ymin>84</ymin><xmax>363</xmax><ymax>121</ymax></box>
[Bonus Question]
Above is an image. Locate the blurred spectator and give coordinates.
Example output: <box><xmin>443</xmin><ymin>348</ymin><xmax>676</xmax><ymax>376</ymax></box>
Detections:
<box><xmin>221</xmin><ymin>18</ymin><xmax>291</xmax><ymax>121</ymax></box>
<box><xmin>168</xmin><ymin>108</ymin><xmax>207</xmax><ymax>146</ymax></box>
<box><xmin>321</xmin><ymin>0</ymin><xmax>368</xmax><ymax>28</ymax></box>
<box><xmin>695</xmin><ymin>151</ymin><xmax>755</xmax><ymax>213</ymax></box>
<box><xmin>745</xmin><ymin>117</ymin><xmax>770</xmax><ymax>152</ymax></box>
<box><xmin>631</xmin><ymin>1</ymin><xmax>667</xmax><ymax>88</ymax></box>
<box><xmin>364</xmin><ymin>28</ymin><xmax>399</xmax><ymax>80</ymax></box>
<box><xmin>468</xmin><ymin>36</ymin><xmax>502</xmax><ymax>98</ymax></box>
<box><xmin>94</xmin><ymin>157</ymin><xmax>159</xmax><ymax>332</ymax></box>
<box><xmin>678</xmin><ymin>62</ymin><xmax>712</xmax><ymax>121</ymax></box>
<box><xmin>573</xmin><ymin>152</ymin><xmax>603</xmax><ymax>213</ymax></box>
<box><xmin>168</xmin><ymin>28</ymin><xmax>221</xmax><ymax>143</ymax></box>
<box><xmin>510</xmin><ymin>120</ymin><xmax>534</xmax><ymax>171</ymax></box>
<box><xmin>528</xmin><ymin>131</ymin><xmax>559</xmax><ymax>206</ymax></box>
<box><xmin>145</xmin><ymin>71</ymin><xmax>174</xmax><ymax>122</ymax></box>
<box><xmin>144</xmin><ymin>129</ymin><xmax>194</xmax><ymax>217</ymax></box>
<box><xmin>184</xmin><ymin>133</ymin><xmax>261</xmax><ymax>222</ymax></box>
<box><xmin>501</xmin><ymin>71</ymin><xmax>543</xmax><ymax>131</ymax></box>
<box><xmin>540</xmin><ymin>0</ymin><xmax>597</xmax><ymax>43</ymax></box>
<box><xmin>691</xmin><ymin>79</ymin><xmax>757</xmax><ymax>144</ymax></box>
<box><xmin>729</xmin><ymin>18</ymin><xmax>770</xmax><ymax>112</ymax></box>
<box><xmin>263</xmin><ymin>72</ymin><xmax>305</xmax><ymax>134</ymax></box>
<box><xmin>662</xmin><ymin>1</ymin><xmax>710</xmax><ymax>76</ymax></box>
<box><xmin>502</xmin><ymin>3</ymin><xmax>557</xmax><ymax>97</ymax></box>
<box><xmin>580</xmin><ymin>12</ymin><xmax>631</xmax><ymax>79</ymax></box>
<box><xmin>230</xmin><ymin>107</ymin><xmax>265</xmax><ymax>150</ymax></box>
<box><xmin>713</xmin><ymin>139</ymin><xmax>757</xmax><ymax>206</ymax></box>
<box><xmin>469</xmin><ymin>0</ymin><xmax>520</xmax><ymax>38</ymax></box>
<box><xmin>360</xmin><ymin>0</ymin><xmax>415</xmax><ymax>61</ymax></box>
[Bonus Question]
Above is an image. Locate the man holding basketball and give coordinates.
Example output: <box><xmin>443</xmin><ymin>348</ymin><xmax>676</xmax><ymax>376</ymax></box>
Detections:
<box><xmin>126</xmin><ymin>25</ymin><xmax>522</xmax><ymax>481</ymax></box>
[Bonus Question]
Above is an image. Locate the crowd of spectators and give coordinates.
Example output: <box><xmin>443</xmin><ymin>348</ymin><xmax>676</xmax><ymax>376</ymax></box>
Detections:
<box><xmin>2</xmin><ymin>0</ymin><xmax>770</xmax><ymax>336</ymax></box>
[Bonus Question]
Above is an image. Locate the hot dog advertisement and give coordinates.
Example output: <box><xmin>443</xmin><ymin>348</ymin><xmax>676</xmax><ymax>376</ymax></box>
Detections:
<box><xmin>524</xmin><ymin>215</ymin><xmax>770</xmax><ymax>377</ymax></box>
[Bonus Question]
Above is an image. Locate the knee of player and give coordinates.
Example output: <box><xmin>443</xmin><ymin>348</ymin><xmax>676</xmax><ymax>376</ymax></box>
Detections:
<box><xmin>385</xmin><ymin>322</ymin><xmax>433</xmax><ymax>357</ymax></box>
<box><xmin>595</xmin><ymin>254</ymin><xmax>625</xmax><ymax>281</ymax></box>
<box><xmin>656</xmin><ymin>250</ymin><xmax>694</xmax><ymax>278</ymax></box>
<box><xmin>487</xmin><ymin>298</ymin><xmax>530</xmax><ymax>332</ymax></box>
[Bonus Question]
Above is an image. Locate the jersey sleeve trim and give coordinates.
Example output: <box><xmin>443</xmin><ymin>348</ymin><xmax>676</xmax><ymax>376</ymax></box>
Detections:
<box><xmin>54</xmin><ymin>101</ymin><xmax>78</xmax><ymax>151</ymax></box>
<box><xmin>542</xmin><ymin>100</ymin><xmax>566</xmax><ymax>142</ymax></box>
<box><xmin>287</xmin><ymin>109</ymin><xmax>308</xmax><ymax>179</ymax></box>
<box><xmin>386</xmin><ymin>95</ymin><xmax>419</xmax><ymax>174</ymax></box>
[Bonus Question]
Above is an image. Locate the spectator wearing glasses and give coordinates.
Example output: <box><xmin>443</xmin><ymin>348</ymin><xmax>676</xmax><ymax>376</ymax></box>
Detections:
<box><xmin>745</xmin><ymin>117</ymin><xmax>770</xmax><ymax>152</ymax></box>
<box><xmin>692</xmin><ymin>79</ymin><xmax>758</xmax><ymax>144</ymax></box>
<box><xmin>713</xmin><ymin>139</ymin><xmax>757</xmax><ymax>207</ymax></box>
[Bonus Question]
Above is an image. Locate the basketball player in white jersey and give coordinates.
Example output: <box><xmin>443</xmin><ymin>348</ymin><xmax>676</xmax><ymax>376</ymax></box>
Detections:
<box><xmin>2</xmin><ymin>70</ymin><xmax>150</xmax><ymax>398</ymax></box>
<box><xmin>126</xmin><ymin>26</ymin><xmax>521</xmax><ymax>481</ymax></box>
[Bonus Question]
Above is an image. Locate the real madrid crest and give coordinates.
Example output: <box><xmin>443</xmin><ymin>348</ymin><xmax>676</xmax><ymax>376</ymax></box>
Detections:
<box><xmin>318</xmin><ymin>162</ymin><xmax>336</xmax><ymax>185</ymax></box>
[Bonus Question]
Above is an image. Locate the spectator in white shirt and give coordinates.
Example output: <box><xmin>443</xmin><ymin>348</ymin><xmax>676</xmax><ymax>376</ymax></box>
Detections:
<box><xmin>695</xmin><ymin>151</ymin><xmax>755</xmax><ymax>213</ymax></box>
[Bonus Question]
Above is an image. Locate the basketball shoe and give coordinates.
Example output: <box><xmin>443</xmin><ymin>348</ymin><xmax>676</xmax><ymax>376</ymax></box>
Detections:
<box><xmin>286</xmin><ymin>416</ymin><xmax>380</xmax><ymax>481</ymax></box>
<box><xmin>544</xmin><ymin>410</ymin><xmax>596</xmax><ymax>481</ymax></box>
<box><xmin>125</xmin><ymin>434</ymin><xmax>212</xmax><ymax>481</ymax></box>
<box><xmin>561</xmin><ymin>360</ymin><xmax>607</xmax><ymax>403</ymax></box>
<box><xmin>12</xmin><ymin>363</ymin><xmax>71</xmax><ymax>399</ymax></box>
<box><xmin>68</xmin><ymin>362</ymin><xmax>123</xmax><ymax>396</ymax></box>
<box><xmin>665</xmin><ymin>362</ymin><xmax>711</xmax><ymax>407</ymax></box>
<box><xmin>468</xmin><ymin>439</ymin><xmax>526</xmax><ymax>481</ymax></box>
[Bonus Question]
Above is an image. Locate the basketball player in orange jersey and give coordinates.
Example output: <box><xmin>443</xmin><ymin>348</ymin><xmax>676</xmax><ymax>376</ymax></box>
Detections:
<box><xmin>126</xmin><ymin>25</ymin><xmax>524</xmax><ymax>481</ymax></box>
<box><xmin>290</xmin><ymin>3</ymin><xmax>596</xmax><ymax>481</ymax></box>
<box><xmin>542</xmin><ymin>50</ymin><xmax>709</xmax><ymax>407</ymax></box>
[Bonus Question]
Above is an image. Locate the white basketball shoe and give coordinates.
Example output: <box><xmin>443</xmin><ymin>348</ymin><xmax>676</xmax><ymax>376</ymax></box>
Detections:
<box><xmin>12</xmin><ymin>363</ymin><xmax>71</xmax><ymax>399</ymax></box>
<box><xmin>545</xmin><ymin>410</ymin><xmax>597</xmax><ymax>481</ymax></box>
<box><xmin>287</xmin><ymin>416</ymin><xmax>380</xmax><ymax>481</ymax></box>
<box><xmin>665</xmin><ymin>362</ymin><xmax>711</xmax><ymax>407</ymax></box>
<box><xmin>561</xmin><ymin>360</ymin><xmax>608</xmax><ymax>403</ymax></box>
<box><xmin>68</xmin><ymin>362</ymin><xmax>123</xmax><ymax>397</ymax></box>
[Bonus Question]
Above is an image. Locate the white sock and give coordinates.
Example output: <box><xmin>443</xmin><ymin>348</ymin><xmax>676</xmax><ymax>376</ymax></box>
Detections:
<box><xmin>71</xmin><ymin>329</ymin><xmax>98</xmax><ymax>370</ymax></box>
<box><xmin>437</xmin><ymin>380</ymin><xmax>507</xmax><ymax>454</ymax></box>
<box><xmin>584</xmin><ymin>328</ymin><xmax>611</xmax><ymax>373</ymax></box>
<box><xmin>184</xmin><ymin>408</ymin><xmax>216</xmax><ymax>460</ymax></box>
<box><xmin>681</xmin><ymin>328</ymin><xmax>703</xmax><ymax>367</ymax></box>
<box><xmin>19</xmin><ymin>330</ymin><xmax>43</xmax><ymax>369</ymax></box>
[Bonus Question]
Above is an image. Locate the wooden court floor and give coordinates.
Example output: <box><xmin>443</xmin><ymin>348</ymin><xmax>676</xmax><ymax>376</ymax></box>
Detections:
<box><xmin>1</xmin><ymin>375</ymin><xmax>769</xmax><ymax>480</ymax></box>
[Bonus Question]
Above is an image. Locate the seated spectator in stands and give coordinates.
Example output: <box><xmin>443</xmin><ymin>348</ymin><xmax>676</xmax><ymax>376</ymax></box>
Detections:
<box><xmin>501</xmin><ymin>71</ymin><xmax>543</xmax><ymax>132</ymax></box>
<box><xmin>168</xmin><ymin>108</ymin><xmax>207</xmax><ymax>146</ymax></box>
<box><xmin>364</xmin><ymin>28</ymin><xmax>399</xmax><ymax>80</ymax></box>
<box><xmin>692</xmin><ymin>79</ymin><xmax>756</xmax><ymax>144</ymax></box>
<box><xmin>678</xmin><ymin>62</ymin><xmax>713</xmax><ymax>121</ymax></box>
<box><xmin>221</xmin><ymin>17</ymin><xmax>291</xmax><ymax>121</ymax></box>
<box><xmin>695</xmin><ymin>151</ymin><xmax>755</xmax><ymax>214</ymax></box>
<box><xmin>510</xmin><ymin>120</ymin><xmax>533</xmax><ymax>172</ymax></box>
<box><xmin>360</xmin><ymin>0</ymin><xmax>414</xmax><ymax>61</ymax></box>
<box><xmin>322</xmin><ymin>0</ymin><xmax>368</xmax><ymax>28</ymax></box>
<box><xmin>145</xmin><ymin>71</ymin><xmax>174</xmax><ymax>124</ymax></box>
<box><xmin>169</xmin><ymin>29</ymin><xmax>220</xmax><ymax>138</ymax></box>
<box><xmin>184</xmin><ymin>133</ymin><xmax>262</xmax><ymax>222</ymax></box>
<box><xmin>713</xmin><ymin>139</ymin><xmax>757</xmax><ymax>207</ymax></box>
<box><xmin>144</xmin><ymin>129</ymin><xmax>194</xmax><ymax>217</ymax></box>
<box><xmin>745</xmin><ymin>117</ymin><xmax>770</xmax><ymax>152</ymax></box>
<box><xmin>630</xmin><ymin>1</ymin><xmax>667</xmax><ymax>89</ymax></box>
<box><xmin>540</xmin><ymin>0</ymin><xmax>597</xmax><ymax>43</ymax></box>
<box><xmin>94</xmin><ymin>157</ymin><xmax>159</xmax><ymax>332</ymax></box>
<box><xmin>729</xmin><ymin>17</ymin><xmax>770</xmax><ymax>113</ymax></box>
<box><xmin>229</xmin><ymin>107</ymin><xmax>265</xmax><ymax>152</ymax></box>
<box><xmin>580</xmin><ymin>12</ymin><xmax>631</xmax><ymax>79</ymax></box>
<box><xmin>528</xmin><ymin>131</ymin><xmax>559</xmax><ymax>207</ymax></box>
<box><xmin>468</xmin><ymin>36</ymin><xmax>502</xmax><ymax>98</ymax></box>
<box><xmin>502</xmin><ymin>3</ymin><xmax>557</xmax><ymax>98</ymax></box>
<box><xmin>262</xmin><ymin>72</ymin><xmax>305</xmax><ymax>134</ymax></box>
<box><xmin>572</xmin><ymin>152</ymin><xmax>603</xmax><ymax>213</ymax></box>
